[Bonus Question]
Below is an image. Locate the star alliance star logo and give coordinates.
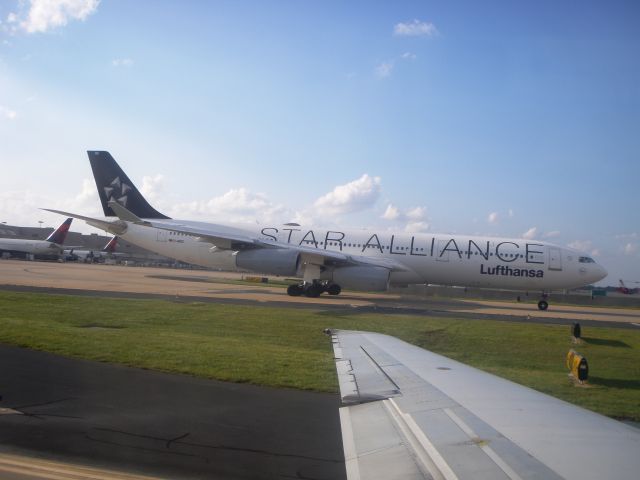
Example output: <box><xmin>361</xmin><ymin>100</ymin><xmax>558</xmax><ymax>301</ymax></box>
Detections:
<box><xmin>104</xmin><ymin>176</ymin><xmax>132</xmax><ymax>207</ymax></box>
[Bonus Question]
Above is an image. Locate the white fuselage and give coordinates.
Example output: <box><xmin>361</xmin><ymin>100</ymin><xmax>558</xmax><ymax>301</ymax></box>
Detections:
<box><xmin>0</xmin><ymin>238</ymin><xmax>62</xmax><ymax>257</ymax></box>
<box><xmin>112</xmin><ymin>220</ymin><xmax>606</xmax><ymax>291</ymax></box>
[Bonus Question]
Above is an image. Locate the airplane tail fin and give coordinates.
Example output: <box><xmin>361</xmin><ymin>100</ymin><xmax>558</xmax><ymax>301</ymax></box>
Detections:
<box><xmin>103</xmin><ymin>236</ymin><xmax>118</xmax><ymax>253</ymax></box>
<box><xmin>88</xmin><ymin>151</ymin><xmax>170</xmax><ymax>219</ymax></box>
<box><xmin>45</xmin><ymin>217</ymin><xmax>73</xmax><ymax>245</ymax></box>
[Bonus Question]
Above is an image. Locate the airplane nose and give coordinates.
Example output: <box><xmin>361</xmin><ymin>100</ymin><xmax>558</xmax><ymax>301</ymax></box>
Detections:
<box><xmin>592</xmin><ymin>264</ymin><xmax>608</xmax><ymax>283</ymax></box>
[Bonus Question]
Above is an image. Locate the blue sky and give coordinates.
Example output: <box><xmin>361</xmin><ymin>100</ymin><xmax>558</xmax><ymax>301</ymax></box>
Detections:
<box><xmin>0</xmin><ymin>0</ymin><xmax>638</xmax><ymax>286</ymax></box>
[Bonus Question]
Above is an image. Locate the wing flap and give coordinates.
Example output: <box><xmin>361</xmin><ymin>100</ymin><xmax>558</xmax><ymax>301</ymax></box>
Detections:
<box><xmin>339</xmin><ymin>403</ymin><xmax>429</xmax><ymax>480</ymax></box>
<box><xmin>329</xmin><ymin>330</ymin><xmax>640</xmax><ymax>480</ymax></box>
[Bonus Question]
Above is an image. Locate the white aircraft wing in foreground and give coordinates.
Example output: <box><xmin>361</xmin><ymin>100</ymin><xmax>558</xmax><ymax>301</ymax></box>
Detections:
<box><xmin>329</xmin><ymin>329</ymin><xmax>640</xmax><ymax>480</ymax></box>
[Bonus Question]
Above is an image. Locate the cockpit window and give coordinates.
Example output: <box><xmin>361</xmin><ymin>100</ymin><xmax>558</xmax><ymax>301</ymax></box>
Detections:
<box><xmin>579</xmin><ymin>256</ymin><xmax>595</xmax><ymax>263</ymax></box>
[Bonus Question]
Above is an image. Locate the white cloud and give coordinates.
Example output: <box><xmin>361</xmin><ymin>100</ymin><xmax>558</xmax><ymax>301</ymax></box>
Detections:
<box><xmin>405</xmin><ymin>221</ymin><xmax>430</xmax><ymax>233</ymax></box>
<box><xmin>140</xmin><ymin>174</ymin><xmax>166</xmax><ymax>205</ymax></box>
<box><xmin>375</xmin><ymin>61</ymin><xmax>394</xmax><ymax>78</ymax></box>
<box><xmin>7</xmin><ymin>12</ymin><xmax>18</xmax><ymax>23</ymax></box>
<box><xmin>543</xmin><ymin>230</ymin><xmax>561</xmax><ymax>238</ymax></box>
<box><xmin>405</xmin><ymin>206</ymin><xmax>426</xmax><ymax>221</ymax></box>
<box><xmin>487</xmin><ymin>212</ymin><xmax>499</xmax><ymax>224</ymax></box>
<box><xmin>19</xmin><ymin>0</ymin><xmax>100</xmax><ymax>34</ymax></box>
<box><xmin>393</xmin><ymin>19</ymin><xmax>438</xmax><ymax>37</ymax></box>
<box><xmin>314</xmin><ymin>174</ymin><xmax>381</xmax><ymax>216</ymax></box>
<box><xmin>508</xmin><ymin>209</ymin><xmax>514</xmax><ymax>218</ymax></box>
<box><xmin>381</xmin><ymin>204</ymin><xmax>429</xmax><ymax>232</ymax></box>
<box><xmin>289</xmin><ymin>210</ymin><xmax>316</xmax><ymax>227</ymax></box>
<box><xmin>0</xmin><ymin>105</ymin><xmax>17</xmax><ymax>120</ymax></box>
<box><xmin>57</xmin><ymin>177</ymin><xmax>99</xmax><ymax>213</ymax></box>
<box><xmin>381</xmin><ymin>204</ymin><xmax>400</xmax><ymax>221</ymax></box>
<box><xmin>521</xmin><ymin>227</ymin><xmax>537</xmax><ymax>240</ymax></box>
<box><xmin>206</xmin><ymin>188</ymin><xmax>273</xmax><ymax>214</ymax></box>
<box><xmin>0</xmin><ymin>179</ymin><xmax>101</xmax><ymax>233</ymax></box>
<box><xmin>623</xmin><ymin>243</ymin><xmax>638</xmax><ymax>256</ymax></box>
<box><xmin>112</xmin><ymin>58</ymin><xmax>134</xmax><ymax>68</ymax></box>
<box><xmin>169</xmin><ymin>187</ymin><xmax>288</xmax><ymax>225</ymax></box>
<box><xmin>401</xmin><ymin>52</ymin><xmax>416</xmax><ymax>60</ymax></box>
<box><xmin>616</xmin><ymin>232</ymin><xmax>639</xmax><ymax>240</ymax></box>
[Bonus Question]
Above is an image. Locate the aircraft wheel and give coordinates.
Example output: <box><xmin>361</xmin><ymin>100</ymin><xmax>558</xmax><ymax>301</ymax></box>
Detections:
<box><xmin>304</xmin><ymin>284</ymin><xmax>323</xmax><ymax>298</ymax></box>
<box><xmin>327</xmin><ymin>284</ymin><xmax>341</xmax><ymax>295</ymax></box>
<box><xmin>287</xmin><ymin>284</ymin><xmax>303</xmax><ymax>296</ymax></box>
<box><xmin>537</xmin><ymin>300</ymin><xmax>549</xmax><ymax>311</ymax></box>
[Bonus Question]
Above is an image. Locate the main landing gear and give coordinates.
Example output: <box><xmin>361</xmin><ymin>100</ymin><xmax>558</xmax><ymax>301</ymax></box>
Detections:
<box><xmin>537</xmin><ymin>293</ymin><xmax>549</xmax><ymax>311</ymax></box>
<box><xmin>287</xmin><ymin>281</ymin><xmax>342</xmax><ymax>298</ymax></box>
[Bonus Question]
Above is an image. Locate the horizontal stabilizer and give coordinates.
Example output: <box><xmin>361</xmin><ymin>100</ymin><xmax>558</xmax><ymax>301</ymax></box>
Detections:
<box><xmin>107</xmin><ymin>200</ymin><xmax>149</xmax><ymax>224</ymax></box>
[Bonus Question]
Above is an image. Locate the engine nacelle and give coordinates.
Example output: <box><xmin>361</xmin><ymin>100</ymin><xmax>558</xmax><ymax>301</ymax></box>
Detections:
<box><xmin>332</xmin><ymin>266</ymin><xmax>390</xmax><ymax>292</ymax></box>
<box><xmin>234</xmin><ymin>249</ymin><xmax>300</xmax><ymax>277</ymax></box>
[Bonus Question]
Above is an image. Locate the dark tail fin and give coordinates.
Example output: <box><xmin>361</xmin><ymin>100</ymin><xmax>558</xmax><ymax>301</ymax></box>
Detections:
<box><xmin>88</xmin><ymin>151</ymin><xmax>170</xmax><ymax>219</ymax></box>
<box><xmin>46</xmin><ymin>218</ymin><xmax>73</xmax><ymax>244</ymax></box>
<box><xmin>102</xmin><ymin>236</ymin><xmax>118</xmax><ymax>253</ymax></box>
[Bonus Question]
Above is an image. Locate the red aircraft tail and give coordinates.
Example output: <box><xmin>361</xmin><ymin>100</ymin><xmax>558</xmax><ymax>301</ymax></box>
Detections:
<box><xmin>102</xmin><ymin>236</ymin><xmax>118</xmax><ymax>253</ymax></box>
<box><xmin>45</xmin><ymin>218</ymin><xmax>73</xmax><ymax>245</ymax></box>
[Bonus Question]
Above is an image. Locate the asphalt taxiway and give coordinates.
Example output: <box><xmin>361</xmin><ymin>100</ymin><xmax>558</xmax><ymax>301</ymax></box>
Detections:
<box><xmin>0</xmin><ymin>344</ymin><xmax>344</xmax><ymax>479</ymax></box>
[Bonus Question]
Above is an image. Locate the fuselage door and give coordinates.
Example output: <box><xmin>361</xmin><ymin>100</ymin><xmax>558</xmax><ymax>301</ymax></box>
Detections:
<box><xmin>548</xmin><ymin>247</ymin><xmax>562</xmax><ymax>271</ymax></box>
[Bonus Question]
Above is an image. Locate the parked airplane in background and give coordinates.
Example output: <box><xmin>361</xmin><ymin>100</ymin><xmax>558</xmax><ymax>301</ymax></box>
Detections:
<box><xmin>46</xmin><ymin>151</ymin><xmax>608</xmax><ymax>310</ymax></box>
<box><xmin>64</xmin><ymin>236</ymin><xmax>119</xmax><ymax>263</ymax></box>
<box><xmin>618</xmin><ymin>279</ymin><xmax>639</xmax><ymax>295</ymax></box>
<box><xmin>0</xmin><ymin>218</ymin><xmax>73</xmax><ymax>259</ymax></box>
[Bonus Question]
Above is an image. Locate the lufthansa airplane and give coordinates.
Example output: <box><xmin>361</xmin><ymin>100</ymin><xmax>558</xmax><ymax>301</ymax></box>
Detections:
<box><xmin>46</xmin><ymin>152</ymin><xmax>607</xmax><ymax>310</ymax></box>
<box><xmin>0</xmin><ymin>217</ymin><xmax>73</xmax><ymax>259</ymax></box>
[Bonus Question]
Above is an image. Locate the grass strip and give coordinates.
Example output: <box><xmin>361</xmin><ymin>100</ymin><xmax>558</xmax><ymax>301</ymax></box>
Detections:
<box><xmin>0</xmin><ymin>290</ymin><xmax>638</xmax><ymax>421</ymax></box>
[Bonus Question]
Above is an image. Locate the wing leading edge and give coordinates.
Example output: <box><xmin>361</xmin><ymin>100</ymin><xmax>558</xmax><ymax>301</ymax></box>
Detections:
<box><xmin>103</xmin><ymin>201</ymin><xmax>410</xmax><ymax>272</ymax></box>
<box><xmin>142</xmin><ymin>220</ymin><xmax>409</xmax><ymax>271</ymax></box>
<box><xmin>329</xmin><ymin>329</ymin><xmax>640</xmax><ymax>480</ymax></box>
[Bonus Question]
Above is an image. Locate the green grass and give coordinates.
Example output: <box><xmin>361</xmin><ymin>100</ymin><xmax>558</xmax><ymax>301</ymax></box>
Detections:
<box><xmin>0</xmin><ymin>290</ymin><xmax>639</xmax><ymax>421</ymax></box>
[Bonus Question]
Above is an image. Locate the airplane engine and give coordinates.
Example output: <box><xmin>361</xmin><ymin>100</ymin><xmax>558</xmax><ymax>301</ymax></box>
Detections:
<box><xmin>332</xmin><ymin>266</ymin><xmax>390</xmax><ymax>292</ymax></box>
<box><xmin>234</xmin><ymin>249</ymin><xmax>300</xmax><ymax>277</ymax></box>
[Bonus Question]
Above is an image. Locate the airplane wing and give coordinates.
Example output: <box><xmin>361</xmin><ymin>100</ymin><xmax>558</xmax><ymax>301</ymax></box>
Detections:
<box><xmin>144</xmin><ymin>218</ymin><xmax>410</xmax><ymax>271</ymax></box>
<box><xmin>42</xmin><ymin>209</ymin><xmax>127</xmax><ymax>236</ymax></box>
<box><xmin>99</xmin><ymin>201</ymin><xmax>410</xmax><ymax>272</ymax></box>
<box><xmin>329</xmin><ymin>329</ymin><xmax>640</xmax><ymax>480</ymax></box>
<box><xmin>44</xmin><ymin>204</ymin><xmax>410</xmax><ymax>272</ymax></box>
